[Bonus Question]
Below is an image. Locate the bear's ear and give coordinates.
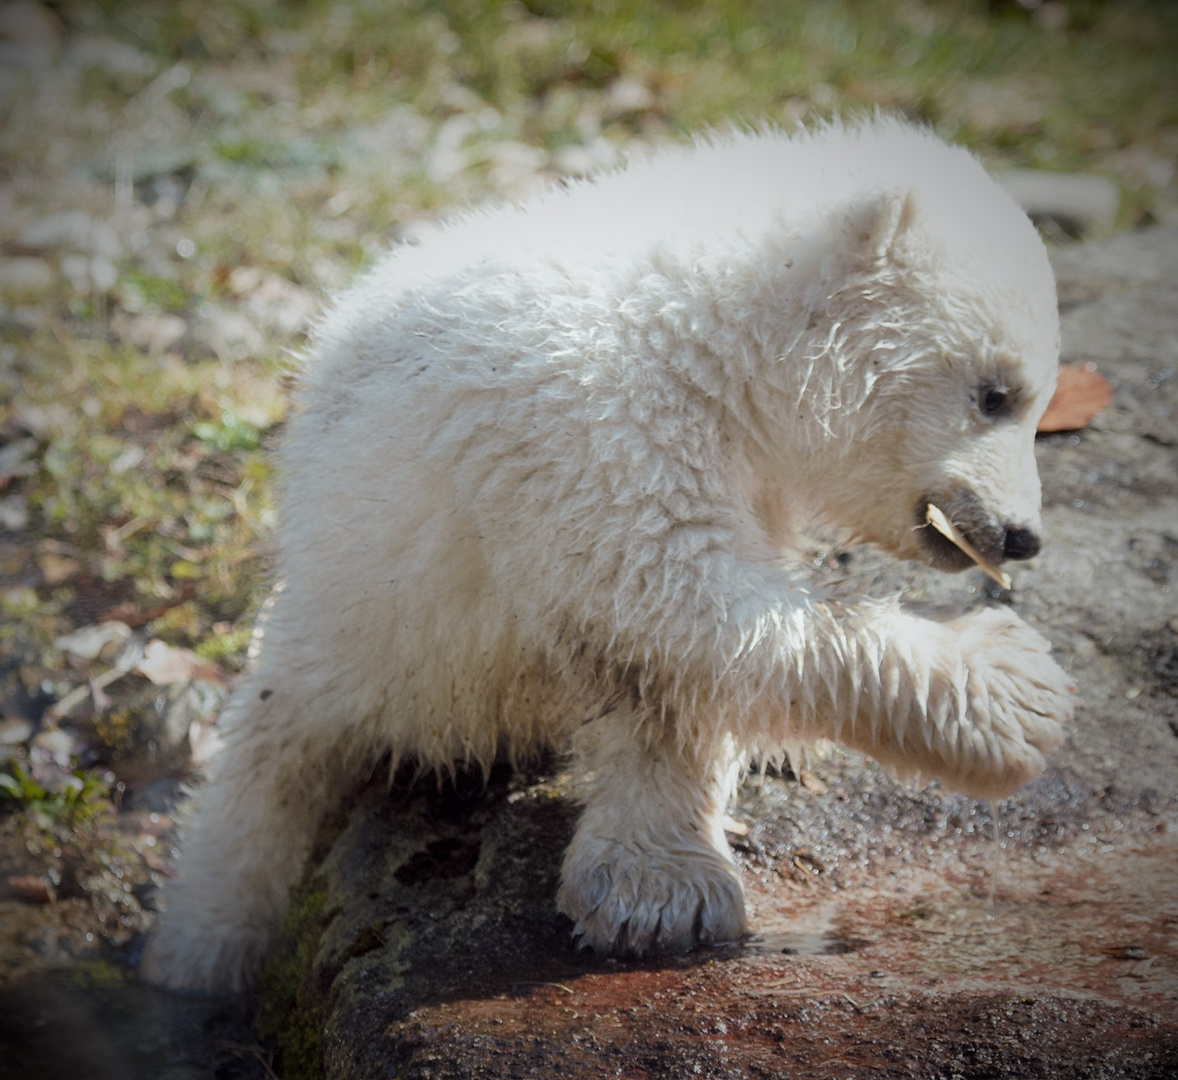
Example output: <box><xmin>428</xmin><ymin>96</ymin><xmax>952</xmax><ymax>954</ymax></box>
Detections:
<box><xmin>846</xmin><ymin>188</ymin><xmax>919</xmax><ymax>265</ymax></box>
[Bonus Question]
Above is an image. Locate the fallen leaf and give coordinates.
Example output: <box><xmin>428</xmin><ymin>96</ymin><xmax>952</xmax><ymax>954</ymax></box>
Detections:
<box><xmin>1100</xmin><ymin>944</ymin><xmax>1150</xmax><ymax>960</ymax></box>
<box><xmin>136</xmin><ymin>639</ymin><xmax>225</xmax><ymax>686</ymax></box>
<box><xmin>1038</xmin><ymin>363</ymin><xmax>1113</xmax><ymax>432</ymax></box>
<box><xmin>32</xmin><ymin>726</ymin><xmax>81</xmax><ymax>764</ymax></box>
<box><xmin>0</xmin><ymin>717</ymin><xmax>33</xmax><ymax>745</ymax></box>
<box><xmin>55</xmin><ymin>621</ymin><xmax>132</xmax><ymax>661</ymax></box>
<box><xmin>9</xmin><ymin>403</ymin><xmax>50</xmax><ymax>438</ymax></box>
<box><xmin>0</xmin><ymin>495</ymin><xmax>28</xmax><ymax>530</ymax></box>
<box><xmin>114</xmin><ymin>312</ymin><xmax>188</xmax><ymax>354</ymax></box>
<box><xmin>0</xmin><ymin>257</ymin><xmax>54</xmax><ymax>296</ymax></box>
<box><xmin>0</xmin><ymin>437</ymin><xmax>38</xmax><ymax>481</ymax></box>
<box><xmin>7</xmin><ymin>875</ymin><xmax>56</xmax><ymax>904</ymax></box>
<box><xmin>36</xmin><ymin>551</ymin><xmax>80</xmax><ymax>585</ymax></box>
<box><xmin>98</xmin><ymin>583</ymin><xmax>196</xmax><ymax>628</ymax></box>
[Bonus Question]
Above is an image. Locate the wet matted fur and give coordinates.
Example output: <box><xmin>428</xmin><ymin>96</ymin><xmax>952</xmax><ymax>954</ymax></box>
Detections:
<box><xmin>144</xmin><ymin>118</ymin><xmax>1073</xmax><ymax>992</ymax></box>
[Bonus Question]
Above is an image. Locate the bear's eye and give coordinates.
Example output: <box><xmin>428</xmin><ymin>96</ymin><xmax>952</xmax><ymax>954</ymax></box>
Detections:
<box><xmin>978</xmin><ymin>385</ymin><xmax>1010</xmax><ymax>417</ymax></box>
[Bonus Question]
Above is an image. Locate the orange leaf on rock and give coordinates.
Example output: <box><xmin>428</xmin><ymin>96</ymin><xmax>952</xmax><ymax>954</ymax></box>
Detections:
<box><xmin>1038</xmin><ymin>364</ymin><xmax>1113</xmax><ymax>433</ymax></box>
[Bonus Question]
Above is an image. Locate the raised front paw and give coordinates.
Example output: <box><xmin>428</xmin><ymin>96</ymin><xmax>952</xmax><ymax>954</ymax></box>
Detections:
<box><xmin>556</xmin><ymin>834</ymin><xmax>746</xmax><ymax>956</ymax></box>
<box><xmin>940</xmin><ymin>608</ymin><xmax>1076</xmax><ymax>799</ymax></box>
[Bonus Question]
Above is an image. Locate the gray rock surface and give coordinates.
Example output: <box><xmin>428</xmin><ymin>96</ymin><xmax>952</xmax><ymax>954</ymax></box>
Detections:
<box><xmin>997</xmin><ymin>169</ymin><xmax>1121</xmax><ymax>237</ymax></box>
<box><xmin>262</xmin><ymin>228</ymin><xmax>1178</xmax><ymax>1080</ymax></box>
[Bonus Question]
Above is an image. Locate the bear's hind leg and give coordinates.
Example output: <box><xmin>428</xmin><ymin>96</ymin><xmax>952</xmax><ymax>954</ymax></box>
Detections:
<box><xmin>141</xmin><ymin>681</ymin><xmax>368</xmax><ymax>992</ymax></box>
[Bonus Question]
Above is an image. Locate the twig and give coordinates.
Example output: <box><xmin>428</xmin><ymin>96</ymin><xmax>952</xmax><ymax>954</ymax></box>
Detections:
<box><xmin>513</xmin><ymin>980</ymin><xmax>575</xmax><ymax>995</ymax></box>
<box><xmin>49</xmin><ymin>641</ymin><xmax>144</xmax><ymax>720</ymax></box>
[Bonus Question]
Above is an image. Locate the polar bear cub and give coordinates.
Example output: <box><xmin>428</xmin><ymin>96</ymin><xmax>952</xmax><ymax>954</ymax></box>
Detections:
<box><xmin>143</xmin><ymin>118</ymin><xmax>1074</xmax><ymax>991</ymax></box>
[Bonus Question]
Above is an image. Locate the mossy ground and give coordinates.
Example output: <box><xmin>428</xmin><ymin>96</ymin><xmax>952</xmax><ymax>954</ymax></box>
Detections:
<box><xmin>257</xmin><ymin>873</ymin><xmax>331</xmax><ymax>1080</ymax></box>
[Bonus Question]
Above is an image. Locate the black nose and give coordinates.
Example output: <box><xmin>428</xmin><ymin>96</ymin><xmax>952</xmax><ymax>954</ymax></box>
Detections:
<box><xmin>1003</xmin><ymin>527</ymin><xmax>1041</xmax><ymax>560</ymax></box>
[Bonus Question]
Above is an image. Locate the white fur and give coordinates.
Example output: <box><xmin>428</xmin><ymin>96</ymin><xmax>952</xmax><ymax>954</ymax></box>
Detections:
<box><xmin>143</xmin><ymin>118</ymin><xmax>1074</xmax><ymax>991</ymax></box>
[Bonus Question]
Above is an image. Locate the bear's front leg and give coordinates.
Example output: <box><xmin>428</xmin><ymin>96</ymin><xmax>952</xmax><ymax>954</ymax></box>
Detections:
<box><xmin>828</xmin><ymin>603</ymin><xmax>1075</xmax><ymax>800</ymax></box>
<box><xmin>556</xmin><ymin>709</ymin><xmax>746</xmax><ymax>955</ymax></box>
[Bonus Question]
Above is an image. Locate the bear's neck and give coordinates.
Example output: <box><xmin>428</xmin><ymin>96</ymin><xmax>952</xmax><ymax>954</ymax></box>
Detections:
<box><xmin>606</xmin><ymin>233</ymin><xmax>901</xmax><ymax>503</ymax></box>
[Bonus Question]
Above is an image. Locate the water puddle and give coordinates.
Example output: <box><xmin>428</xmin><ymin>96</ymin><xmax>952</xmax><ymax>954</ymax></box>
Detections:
<box><xmin>748</xmin><ymin>900</ymin><xmax>869</xmax><ymax>956</ymax></box>
<box><xmin>0</xmin><ymin>966</ymin><xmax>264</xmax><ymax>1080</ymax></box>
<box><xmin>987</xmin><ymin>798</ymin><xmax>1003</xmax><ymax>907</ymax></box>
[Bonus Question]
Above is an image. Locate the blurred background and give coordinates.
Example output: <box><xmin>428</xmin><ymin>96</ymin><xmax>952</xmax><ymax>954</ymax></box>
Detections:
<box><xmin>0</xmin><ymin>0</ymin><xmax>1175</xmax><ymax>1074</ymax></box>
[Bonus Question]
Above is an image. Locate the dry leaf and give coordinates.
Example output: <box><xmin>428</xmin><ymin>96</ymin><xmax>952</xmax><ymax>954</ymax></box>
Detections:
<box><xmin>0</xmin><ymin>437</ymin><xmax>38</xmax><ymax>481</ymax></box>
<box><xmin>136</xmin><ymin>639</ymin><xmax>225</xmax><ymax>686</ymax></box>
<box><xmin>0</xmin><ymin>717</ymin><xmax>33</xmax><ymax>745</ymax></box>
<box><xmin>1038</xmin><ymin>363</ymin><xmax>1112</xmax><ymax>433</ymax></box>
<box><xmin>55</xmin><ymin>621</ymin><xmax>132</xmax><ymax>661</ymax></box>
<box><xmin>1100</xmin><ymin>944</ymin><xmax>1150</xmax><ymax>960</ymax></box>
<box><xmin>36</xmin><ymin>552</ymin><xmax>80</xmax><ymax>585</ymax></box>
<box><xmin>7</xmin><ymin>875</ymin><xmax>56</xmax><ymax>904</ymax></box>
<box><xmin>0</xmin><ymin>495</ymin><xmax>28</xmax><ymax>530</ymax></box>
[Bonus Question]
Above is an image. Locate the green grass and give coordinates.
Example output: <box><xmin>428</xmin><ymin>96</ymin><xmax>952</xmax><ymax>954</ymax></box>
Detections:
<box><xmin>72</xmin><ymin>1</ymin><xmax>1178</xmax><ymax>156</ymax></box>
<box><xmin>0</xmin><ymin>760</ymin><xmax>112</xmax><ymax>826</ymax></box>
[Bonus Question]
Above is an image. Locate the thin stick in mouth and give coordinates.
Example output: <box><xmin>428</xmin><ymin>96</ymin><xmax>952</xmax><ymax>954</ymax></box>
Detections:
<box><xmin>925</xmin><ymin>503</ymin><xmax>1012</xmax><ymax>589</ymax></box>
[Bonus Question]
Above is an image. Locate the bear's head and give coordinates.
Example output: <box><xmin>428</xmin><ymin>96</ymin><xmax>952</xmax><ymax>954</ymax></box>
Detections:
<box><xmin>810</xmin><ymin>150</ymin><xmax>1060</xmax><ymax>576</ymax></box>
